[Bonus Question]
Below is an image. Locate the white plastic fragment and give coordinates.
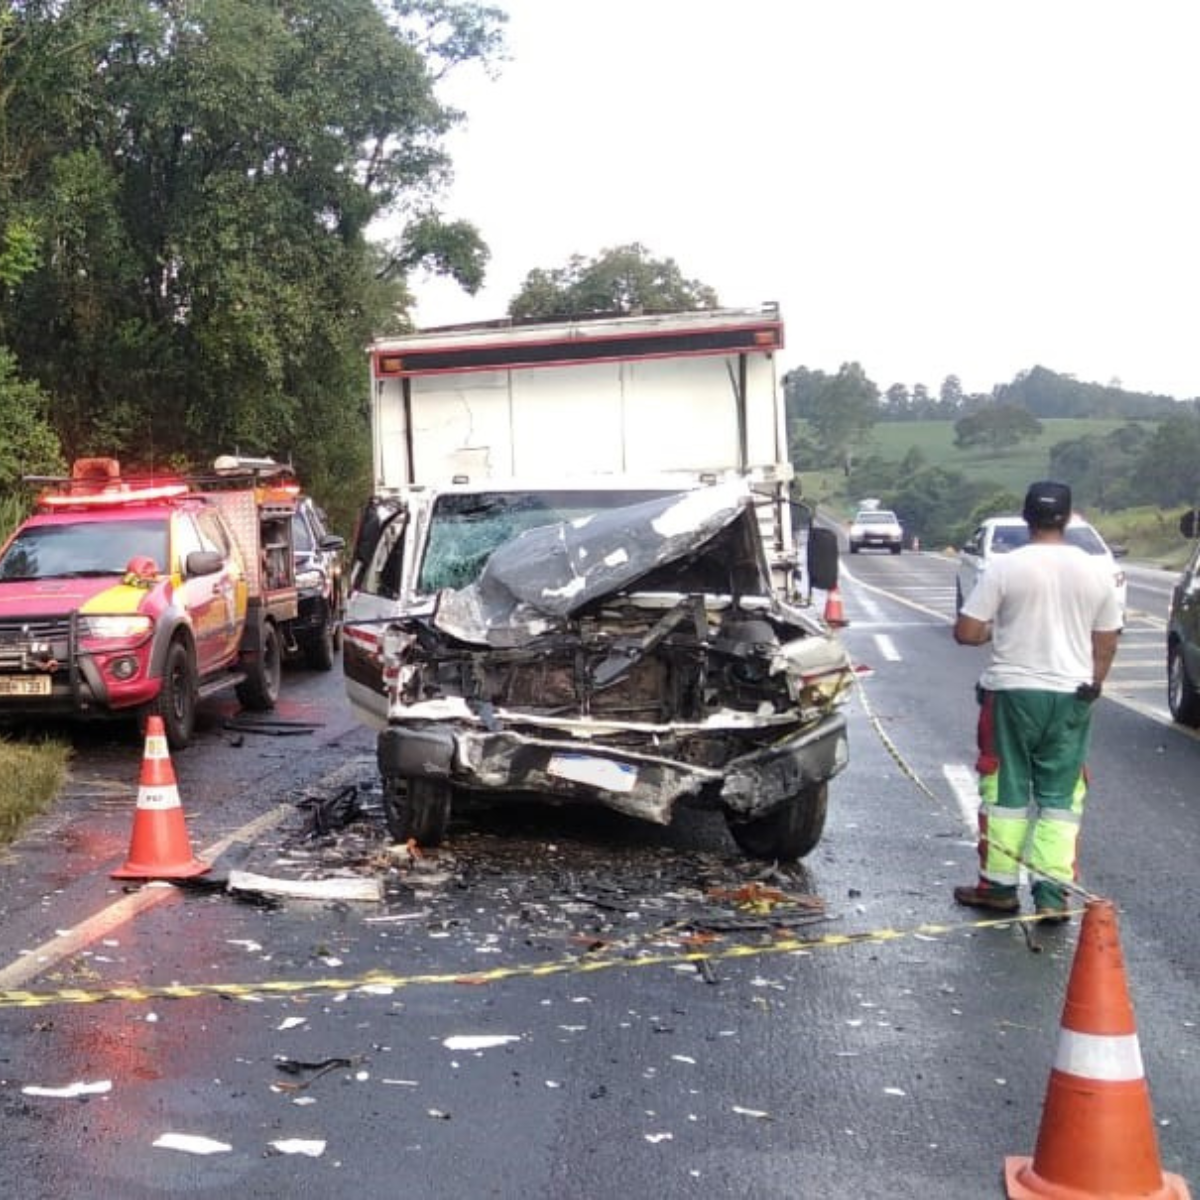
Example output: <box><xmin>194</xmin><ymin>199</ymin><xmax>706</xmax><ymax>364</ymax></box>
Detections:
<box><xmin>731</xmin><ymin>1105</ymin><xmax>771</xmax><ymax>1120</ymax></box>
<box><xmin>644</xmin><ymin>1132</ymin><xmax>673</xmax><ymax>1144</ymax></box>
<box><xmin>277</xmin><ymin>1017</ymin><xmax>307</xmax><ymax>1031</ymax></box>
<box><xmin>442</xmin><ymin>1035</ymin><xmax>520</xmax><ymax>1052</ymax></box>
<box><xmin>270</xmin><ymin>1139</ymin><xmax>326</xmax><ymax>1157</ymax></box>
<box><xmin>226</xmin><ymin>870</ymin><xmax>383</xmax><ymax>903</ymax></box>
<box><xmin>153</xmin><ymin>1133</ymin><xmax>232</xmax><ymax>1155</ymax></box>
<box><xmin>884</xmin><ymin>1087</ymin><xmax>907</xmax><ymax>1097</ymax></box>
<box><xmin>23</xmin><ymin>1080</ymin><xmax>112</xmax><ymax>1099</ymax></box>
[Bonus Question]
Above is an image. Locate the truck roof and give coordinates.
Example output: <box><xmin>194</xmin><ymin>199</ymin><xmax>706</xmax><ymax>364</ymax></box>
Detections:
<box><xmin>370</xmin><ymin>304</ymin><xmax>783</xmax><ymax>378</ymax></box>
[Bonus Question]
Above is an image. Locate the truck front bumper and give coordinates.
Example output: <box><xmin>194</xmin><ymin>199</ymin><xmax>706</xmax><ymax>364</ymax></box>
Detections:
<box><xmin>377</xmin><ymin>710</ymin><xmax>849</xmax><ymax>827</ymax></box>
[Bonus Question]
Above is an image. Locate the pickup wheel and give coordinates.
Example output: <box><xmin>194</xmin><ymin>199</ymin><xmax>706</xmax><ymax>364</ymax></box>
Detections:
<box><xmin>381</xmin><ymin>776</ymin><xmax>452</xmax><ymax>847</ymax></box>
<box><xmin>890</xmin><ymin>544</ymin><xmax>902</xmax><ymax>555</ymax></box>
<box><xmin>304</xmin><ymin>608</ymin><xmax>338</xmax><ymax>672</ymax></box>
<box><xmin>1168</xmin><ymin>641</ymin><xmax>1200</xmax><ymax>727</ymax></box>
<box><xmin>145</xmin><ymin>638</ymin><xmax>198</xmax><ymax>750</ymax></box>
<box><xmin>726</xmin><ymin>783</ymin><xmax>828</xmax><ymax>862</ymax></box>
<box><xmin>236</xmin><ymin>621</ymin><xmax>282</xmax><ymax>711</ymax></box>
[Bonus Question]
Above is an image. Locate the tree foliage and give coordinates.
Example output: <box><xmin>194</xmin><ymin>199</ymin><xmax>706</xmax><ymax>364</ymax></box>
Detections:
<box><xmin>0</xmin><ymin>347</ymin><xmax>64</xmax><ymax>491</ymax></box>
<box><xmin>508</xmin><ymin>243</ymin><xmax>718</xmax><ymax>319</ymax></box>
<box><xmin>0</xmin><ymin>0</ymin><xmax>505</xmax><ymax>527</ymax></box>
<box><xmin>953</xmin><ymin>403</ymin><xmax>1043</xmax><ymax>452</ymax></box>
<box><xmin>784</xmin><ymin>363</ymin><xmax>879</xmax><ymax>471</ymax></box>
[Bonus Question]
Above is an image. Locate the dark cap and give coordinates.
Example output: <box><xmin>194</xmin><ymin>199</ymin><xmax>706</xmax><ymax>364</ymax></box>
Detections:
<box><xmin>1022</xmin><ymin>480</ymin><xmax>1072</xmax><ymax>528</ymax></box>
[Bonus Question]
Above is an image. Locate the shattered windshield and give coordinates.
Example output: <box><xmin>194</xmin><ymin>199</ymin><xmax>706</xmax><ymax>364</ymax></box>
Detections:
<box><xmin>0</xmin><ymin>519</ymin><xmax>170</xmax><ymax>581</ymax></box>
<box><xmin>419</xmin><ymin>489</ymin><xmax>676</xmax><ymax>593</ymax></box>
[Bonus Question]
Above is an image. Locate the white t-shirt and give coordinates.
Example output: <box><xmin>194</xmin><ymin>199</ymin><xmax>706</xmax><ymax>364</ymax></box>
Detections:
<box><xmin>961</xmin><ymin>542</ymin><xmax>1123</xmax><ymax>693</ymax></box>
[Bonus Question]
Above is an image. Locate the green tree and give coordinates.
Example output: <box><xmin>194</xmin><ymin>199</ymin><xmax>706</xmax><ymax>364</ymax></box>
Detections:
<box><xmin>799</xmin><ymin>362</ymin><xmax>879</xmax><ymax>473</ymax></box>
<box><xmin>0</xmin><ymin>0</ymin><xmax>504</xmax><ymax>526</ymax></box>
<box><xmin>0</xmin><ymin>347</ymin><xmax>64</xmax><ymax>491</ymax></box>
<box><xmin>953</xmin><ymin>403</ymin><xmax>1043</xmax><ymax>452</ymax></box>
<box><xmin>1130</xmin><ymin>410</ymin><xmax>1200</xmax><ymax>508</ymax></box>
<box><xmin>508</xmin><ymin>243</ymin><xmax>718</xmax><ymax>319</ymax></box>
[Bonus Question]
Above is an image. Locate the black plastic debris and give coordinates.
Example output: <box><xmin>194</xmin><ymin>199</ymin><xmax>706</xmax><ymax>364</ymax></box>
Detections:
<box><xmin>296</xmin><ymin>785</ymin><xmax>363</xmax><ymax>838</ymax></box>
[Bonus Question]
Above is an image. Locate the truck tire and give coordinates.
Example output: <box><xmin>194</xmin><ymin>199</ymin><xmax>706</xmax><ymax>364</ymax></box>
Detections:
<box><xmin>1167</xmin><ymin>642</ymin><xmax>1200</xmax><ymax>727</ymax></box>
<box><xmin>726</xmin><ymin>783</ymin><xmax>828</xmax><ymax>861</ymax></box>
<box><xmin>304</xmin><ymin>609</ymin><xmax>338</xmax><ymax>672</ymax></box>
<box><xmin>145</xmin><ymin>637</ymin><xmax>198</xmax><ymax>750</ymax></box>
<box><xmin>890</xmin><ymin>544</ymin><xmax>902</xmax><ymax>555</ymax></box>
<box><xmin>236</xmin><ymin>621</ymin><xmax>282</xmax><ymax>711</ymax></box>
<box><xmin>381</xmin><ymin>776</ymin><xmax>452</xmax><ymax>847</ymax></box>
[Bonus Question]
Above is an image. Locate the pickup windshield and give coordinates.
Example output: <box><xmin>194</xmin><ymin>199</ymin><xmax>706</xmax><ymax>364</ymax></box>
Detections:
<box><xmin>419</xmin><ymin>489</ymin><xmax>676</xmax><ymax>593</ymax></box>
<box><xmin>0</xmin><ymin>519</ymin><xmax>170</xmax><ymax>581</ymax></box>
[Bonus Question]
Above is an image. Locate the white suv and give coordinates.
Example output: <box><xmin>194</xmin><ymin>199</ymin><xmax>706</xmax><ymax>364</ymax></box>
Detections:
<box><xmin>848</xmin><ymin>509</ymin><xmax>903</xmax><ymax>554</ymax></box>
<box><xmin>956</xmin><ymin>515</ymin><xmax>1127</xmax><ymax>616</ymax></box>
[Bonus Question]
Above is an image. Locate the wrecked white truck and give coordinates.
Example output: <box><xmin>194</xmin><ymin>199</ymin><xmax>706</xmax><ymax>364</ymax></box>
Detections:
<box><xmin>344</xmin><ymin>306</ymin><xmax>853</xmax><ymax>860</ymax></box>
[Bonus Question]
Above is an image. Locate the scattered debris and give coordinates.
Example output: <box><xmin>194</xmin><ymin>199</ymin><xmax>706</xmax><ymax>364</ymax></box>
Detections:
<box><xmin>222</xmin><ymin>718</ymin><xmax>323</xmax><ymax>737</ymax></box>
<box><xmin>272</xmin><ymin>1056</ymin><xmax>360</xmax><ymax>1092</ymax></box>
<box><xmin>269</xmin><ymin>1139</ymin><xmax>326</xmax><ymax>1157</ymax></box>
<box><xmin>22</xmin><ymin>1080</ymin><xmax>111</xmax><ymax>1099</ymax></box>
<box><xmin>153</xmin><ymin>1133</ymin><xmax>232</xmax><ymax>1155</ymax></box>
<box><xmin>731</xmin><ymin>1105</ymin><xmax>772</xmax><ymax>1120</ymax></box>
<box><xmin>442</xmin><ymin>1035</ymin><xmax>521</xmax><ymax>1052</ymax></box>
<box><xmin>296</xmin><ymin>785</ymin><xmax>363</xmax><ymax>838</ymax></box>
<box><xmin>227</xmin><ymin>870</ymin><xmax>382</xmax><ymax>903</ymax></box>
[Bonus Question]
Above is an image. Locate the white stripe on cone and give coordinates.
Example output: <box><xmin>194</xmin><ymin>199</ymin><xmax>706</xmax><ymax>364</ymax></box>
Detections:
<box><xmin>1053</xmin><ymin>1028</ymin><xmax>1145</xmax><ymax>1083</ymax></box>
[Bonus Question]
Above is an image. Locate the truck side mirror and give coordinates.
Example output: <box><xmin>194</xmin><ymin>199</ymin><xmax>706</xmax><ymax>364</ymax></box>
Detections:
<box><xmin>807</xmin><ymin>527</ymin><xmax>839</xmax><ymax>592</ymax></box>
<box><xmin>185</xmin><ymin>549</ymin><xmax>225</xmax><ymax>578</ymax></box>
<box><xmin>1180</xmin><ymin>510</ymin><xmax>1200</xmax><ymax>539</ymax></box>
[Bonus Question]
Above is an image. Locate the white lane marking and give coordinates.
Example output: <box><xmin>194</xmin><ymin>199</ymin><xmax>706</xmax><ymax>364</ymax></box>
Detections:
<box><xmin>874</xmin><ymin>634</ymin><xmax>901</xmax><ymax>662</ymax></box>
<box><xmin>942</xmin><ymin>764</ymin><xmax>980</xmax><ymax>833</ymax></box>
<box><xmin>0</xmin><ymin>802</ymin><xmax>294</xmax><ymax>991</ymax></box>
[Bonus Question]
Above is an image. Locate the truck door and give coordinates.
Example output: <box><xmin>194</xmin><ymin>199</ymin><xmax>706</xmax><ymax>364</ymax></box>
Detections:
<box><xmin>176</xmin><ymin>511</ymin><xmax>244</xmax><ymax>673</ymax></box>
<box><xmin>344</xmin><ymin>498</ymin><xmax>408</xmax><ymax>729</ymax></box>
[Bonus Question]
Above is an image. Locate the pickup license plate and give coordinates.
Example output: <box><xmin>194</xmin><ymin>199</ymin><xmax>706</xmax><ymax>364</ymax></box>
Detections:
<box><xmin>0</xmin><ymin>675</ymin><xmax>52</xmax><ymax>697</ymax></box>
<box><xmin>548</xmin><ymin>753</ymin><xmax>636</xmax><ymax>793</ymax></box>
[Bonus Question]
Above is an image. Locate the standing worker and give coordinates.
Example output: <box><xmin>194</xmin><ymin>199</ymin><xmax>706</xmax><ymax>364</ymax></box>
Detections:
<box><xmin>952</xmin><ymin>481</ymin><xmax>1122</xmax><ymax>922</ymax></box>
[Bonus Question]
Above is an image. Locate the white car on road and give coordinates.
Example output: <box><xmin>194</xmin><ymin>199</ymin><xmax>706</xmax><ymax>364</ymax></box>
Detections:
<box><xmin>956</xmin><ymin>514</ymin><xmax>1127</xmax><ymax>617</ymax></box>
<box><xmin>848</xmin><ymin>509</ymin><xmax>904</xmax><ymax>554</ymax></box>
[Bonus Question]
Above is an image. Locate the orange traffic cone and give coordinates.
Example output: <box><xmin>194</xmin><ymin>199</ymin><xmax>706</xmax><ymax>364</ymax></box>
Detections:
<box><xmin>111</xmin><ymin>716</ymin><xmax>210</xmax><ymax>880</ymax></box>
<box><xmin>1006</xmin><ymin>899</ymin><xmax>1191</xmax><ymax>1199</ymax></box>
<box><xmin>823</xmin><ymin>586</ymin><xmax>848</xmax><ymax>627</ymax></box>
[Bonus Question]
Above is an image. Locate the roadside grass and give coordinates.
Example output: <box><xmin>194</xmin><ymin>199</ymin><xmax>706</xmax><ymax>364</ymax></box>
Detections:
<box><xmin>0</xmin><ymin>737</ymin><xmax>70</xmax><ymax>845</ymax></box>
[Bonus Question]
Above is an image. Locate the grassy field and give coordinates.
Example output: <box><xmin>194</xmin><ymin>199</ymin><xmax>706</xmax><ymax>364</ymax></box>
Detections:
<box><xmin>860</xmin><ymin>418</ymin><xmax>1136</xmax><ymax>498</ymax></box>
<box><xmin>794</xmin><ymin>417</ymin><xmax>1193</xmax><ymax>567</ymax></box>
<box><xmin>0</xmin><ymin>737</ymin><xmax>70</xmax><ymax>845</ymax></box>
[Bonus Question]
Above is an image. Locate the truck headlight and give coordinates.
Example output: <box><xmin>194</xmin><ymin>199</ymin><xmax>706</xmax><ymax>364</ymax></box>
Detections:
<box><xmin>296</xmin><ymin>567</ymin><xmax>325</xmax><ymax>592</ymax></box>
<box><xmin>79</xmin><ymin>614</ymin><xmax>153</xmax><ymax>646</ymax></box>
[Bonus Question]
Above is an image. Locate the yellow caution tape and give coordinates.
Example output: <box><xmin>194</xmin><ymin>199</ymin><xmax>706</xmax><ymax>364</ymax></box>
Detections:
<box><xmin>0</xmin><ymin>910</ymin><xmax>1076</xmax><ymax>1010</ymax></box>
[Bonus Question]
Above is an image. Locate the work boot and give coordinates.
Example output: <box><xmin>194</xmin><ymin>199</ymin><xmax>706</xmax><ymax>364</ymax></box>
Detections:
<box><xmin>1032</xmin><ymin>881</ymin><xmax>1070</xmax><ymax>924</ymax></box>
<box><xmin>953</xmin><ymin>882</ymin><xmax>1019</xmax><ymax>914</ymax></box>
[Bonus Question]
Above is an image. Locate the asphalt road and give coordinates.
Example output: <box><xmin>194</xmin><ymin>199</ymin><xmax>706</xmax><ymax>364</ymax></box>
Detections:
<box><xmin>0</xmin><ymin>563</ymin><xmax>1195</xmax><ymax>1199</ymax></box>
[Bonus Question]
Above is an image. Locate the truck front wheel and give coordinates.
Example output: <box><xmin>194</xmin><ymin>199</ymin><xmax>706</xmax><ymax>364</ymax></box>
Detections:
<box><xmin>236</xmin><ymin>621</ymin><xmax>282</xmax><ymax>710</ymax></box>
<box><xmin>381</xmin><ymin>776</ymin><xmax>451</xmax><ymax>847</ymax></box>
<box><xmin>726</xmin><ymin>783</ymin><xmax>828</xmax><ymax>861</ymax></box>
<box><xmin>304</xmin><ymin>604</ymin><xmax>338</xmax><ymax>672</ymax></box>
<box><xmin>145</xmin><ymin>638</ymin><xmax>198</xmax><ymax>750</ymax></box>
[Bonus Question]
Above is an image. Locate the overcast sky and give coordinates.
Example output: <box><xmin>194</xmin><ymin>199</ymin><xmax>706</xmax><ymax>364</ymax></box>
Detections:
<box><xmin>398</xmin><ymin>0</ymin><xmax>1200</xmax><ymax>400</ymax></box>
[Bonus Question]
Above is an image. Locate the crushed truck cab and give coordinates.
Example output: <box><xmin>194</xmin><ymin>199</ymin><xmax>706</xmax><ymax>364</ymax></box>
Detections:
<box><xmin>0</xmin><ymin>455</ymin><xmax>301</xmax><ymax>747</ymax></box>
<box><xmin>345</xmin><ymin>305</ymin><xmax>854</xmax><ymax>860</ymax></box>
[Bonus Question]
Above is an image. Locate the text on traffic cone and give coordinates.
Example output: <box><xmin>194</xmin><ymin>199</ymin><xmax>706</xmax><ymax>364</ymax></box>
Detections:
<box><xmin>112</xmin><ymin>715</ymin><xmax>210</xmax><ymax>880</ymax></box>
<box><xmin>1005</xmin><ymin>898</ymin><xmax>1191</xmax><ymax>1199</ymax></box>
